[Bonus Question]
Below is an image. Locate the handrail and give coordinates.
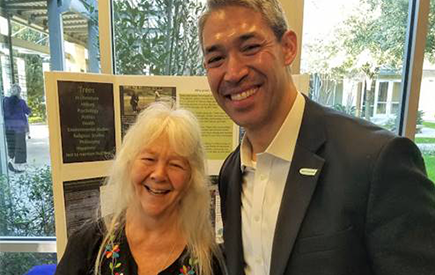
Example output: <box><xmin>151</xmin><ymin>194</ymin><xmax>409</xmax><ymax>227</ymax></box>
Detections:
<box><xmin>0</xmin><ymin>237</ymin><xmax>57</xmax><ymax>253</ymax></box>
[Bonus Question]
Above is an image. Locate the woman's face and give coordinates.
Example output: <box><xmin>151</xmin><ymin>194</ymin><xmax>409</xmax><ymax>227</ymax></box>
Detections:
<box><xmin>130</xmin><ymin>138</ymin><xmax>191</xmax><ymax>221</ymax></box>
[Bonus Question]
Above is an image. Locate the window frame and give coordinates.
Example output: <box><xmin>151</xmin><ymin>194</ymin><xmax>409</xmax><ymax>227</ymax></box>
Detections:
<box><xmin>1</xmin><ymin>0</ymin><xmax>430</xmax><ymax>260</ymax></box>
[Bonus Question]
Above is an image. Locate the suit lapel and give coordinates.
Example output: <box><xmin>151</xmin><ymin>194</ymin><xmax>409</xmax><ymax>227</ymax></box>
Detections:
<box><xmin>270</xmin><ymin>97</ymin><xmax>326</xmax><ymax>275</ymax></box>
<box><xmin>221</xmin><ymin>151</ymin><xmax>245</xmax><ymax>275</ymax></box>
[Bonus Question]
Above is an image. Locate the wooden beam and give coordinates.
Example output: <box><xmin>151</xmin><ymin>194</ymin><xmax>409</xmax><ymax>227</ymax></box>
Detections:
<box><xmin>6</xmin><ymin>0</ymin><xmax>45</xmax><ymax>5</ymax></box>
<box><xmin>6</xmin><ymin>7</ymin><xmax>47</xmax><ymax>12</ymax></box>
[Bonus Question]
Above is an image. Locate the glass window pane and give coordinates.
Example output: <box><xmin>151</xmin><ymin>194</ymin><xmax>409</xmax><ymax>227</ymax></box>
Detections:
<box><xmin>1</xmin><ymin>0</ymin><xmax>100</xmax><ymax>241</ymax></box>
<box><xmin>377</xmin><ymin>103</ymin><xmax>387</xmax><ymax>115</ymax></box>
<box><xmin>378</xmin><ymin>82</ymin><xmax>388</xmax><ymax>102</ymax></box>
<box><xmin>0</xmin><ymin>252</ymin><xmax>56</xmax><ymax>275</ymax></box>
<box><xmin>301</xmin><ymin>0</ymin><xmax>410</xmax><ymax>133</ymax></box>
<box><xmin>112</xmin><ymin>0</ymin><xmax>206</xmax><ymax>76</ymax></box>
<box><xmin>62</xmin><ymin>8</ymin><xmax>100</xmax><ymax>73</ymax></box>
<box><xmin>416</xmin><ymin>0</ymin><xmax>435</xmax><ymax>182</ymax></box>
<box><xmin>392</xmin><ymin>82</ymin><xmax>401</xmax><ymax>102</ymax></box>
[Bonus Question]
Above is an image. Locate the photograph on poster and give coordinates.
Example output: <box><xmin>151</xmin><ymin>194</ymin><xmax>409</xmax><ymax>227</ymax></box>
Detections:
<box><xmin>63</xmin><ymin>177</ymin><xmax>105</xmax><ymax>237</ymax></box>
<box><xmin>120</xmin><ymin>85</ymin><xmax>176</xmax><ymax>137</ymax></box>
<box><xmin>57</xmin><ymin>81</ymin><xmax>116</xmax><ymax>163</ymax></box>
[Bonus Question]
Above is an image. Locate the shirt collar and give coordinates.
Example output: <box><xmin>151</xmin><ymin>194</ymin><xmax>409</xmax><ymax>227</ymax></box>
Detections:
<box><xmin>240</xmin><ymin>92</ymin><xmax>305</xmax><ymax>171</ymax></box>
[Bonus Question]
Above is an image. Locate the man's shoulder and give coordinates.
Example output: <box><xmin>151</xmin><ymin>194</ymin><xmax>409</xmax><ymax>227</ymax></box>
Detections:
<box><xmin>304</xmin><ymin>98</ymin><xmax>395</xmax><ymax>141</ymax></box>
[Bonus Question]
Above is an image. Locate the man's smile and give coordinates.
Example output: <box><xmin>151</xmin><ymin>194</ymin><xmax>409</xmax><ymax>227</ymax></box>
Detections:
<box><xmin>229</xmin><ymin>87</ymin><xmax>259</xmax><ymax>101</ymax></box>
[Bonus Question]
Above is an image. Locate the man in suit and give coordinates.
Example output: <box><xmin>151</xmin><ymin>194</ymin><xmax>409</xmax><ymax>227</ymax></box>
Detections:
<box><xmin>199</xmin><ymin>0</ymin><xmax>435</xmax><ymax>275</ymax></box>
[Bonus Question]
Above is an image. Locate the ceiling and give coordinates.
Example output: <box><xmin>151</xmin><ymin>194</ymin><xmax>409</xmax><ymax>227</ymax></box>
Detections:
<box><xmin>3</xmin><ymin>0</ymin><xmax>89</xmax><ymax>46</ymax></box>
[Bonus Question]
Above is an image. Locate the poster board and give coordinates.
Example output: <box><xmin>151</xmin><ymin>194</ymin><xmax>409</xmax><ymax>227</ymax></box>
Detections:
<box><xmin>45</xmin><ymin>72</ymin><xmax>239</xmax><ymax>257</ymax></box>
<box><xmin>45</xmin><ymin>72</ymin><xmax>309</xmax><ymax>258</ymax></box>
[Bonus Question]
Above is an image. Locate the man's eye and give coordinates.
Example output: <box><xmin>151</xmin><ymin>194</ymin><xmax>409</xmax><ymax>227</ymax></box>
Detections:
<box><xmin>243</xmin><ymin>44</ymin><xmax>260</xmax><ymax>53</ymax></box>
<box><xmin>207</xmin><ymin>56</ymin><xmax>223</xmax><ymax>66</ymax></box>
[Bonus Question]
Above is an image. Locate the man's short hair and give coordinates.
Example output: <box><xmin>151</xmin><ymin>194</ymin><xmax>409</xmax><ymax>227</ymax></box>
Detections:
<box><xmin>198</xmin><ymin>0</ymin><xmax>289</xmax><ymax>49</ymax></box>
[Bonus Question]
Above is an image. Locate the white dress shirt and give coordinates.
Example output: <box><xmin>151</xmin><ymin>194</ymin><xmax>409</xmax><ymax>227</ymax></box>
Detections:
<box><xmin>240</xmin><ymin>92</ymin><xmax>305</xmax><ymax>275</ymax></box>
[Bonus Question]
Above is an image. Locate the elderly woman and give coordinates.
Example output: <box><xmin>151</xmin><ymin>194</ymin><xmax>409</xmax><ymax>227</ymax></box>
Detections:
<box><xmin>55</xmin><ymin>103</ymin><xmax>225</xmax><ymax>275</ymax></box>
<box><xmin>3</xmin><ymin>83</ymin><xmax>31</xmax><ymax>173</ymax></box>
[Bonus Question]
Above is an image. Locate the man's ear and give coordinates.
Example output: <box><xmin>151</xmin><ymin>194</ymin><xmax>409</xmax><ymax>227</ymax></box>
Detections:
<box><xmin>280</xmin><ymin>30</ymin><xmax>298</xmax><ymax>66</ymax></box>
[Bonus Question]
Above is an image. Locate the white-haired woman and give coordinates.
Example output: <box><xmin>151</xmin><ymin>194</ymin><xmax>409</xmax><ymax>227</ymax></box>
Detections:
<box><xmin>55</xmin><ymin>103</ymin><xmax>225</xmax><ymax>275</ymax></box>
<box><xmin>3</xmin><ymin>83</ymin><xmax>31</xmax><ymax>173</ymax></box>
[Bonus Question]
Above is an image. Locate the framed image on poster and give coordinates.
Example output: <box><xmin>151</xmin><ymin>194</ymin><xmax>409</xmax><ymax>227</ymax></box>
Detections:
<box><xmin>119</xmin><ymin>85</ymin><xmax>176</xmax><ymax>137</ymax></box>
<box><xmin>63</xmin><ymin>177</ymin><xmax>106</xmax><ymax>237</ymax></box>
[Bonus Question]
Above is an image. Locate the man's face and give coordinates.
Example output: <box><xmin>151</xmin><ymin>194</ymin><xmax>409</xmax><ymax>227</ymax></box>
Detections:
<box><xmin>202</xmin><ymin>6</ymin><xmax>297</xmax><ymax>132</ymax></box>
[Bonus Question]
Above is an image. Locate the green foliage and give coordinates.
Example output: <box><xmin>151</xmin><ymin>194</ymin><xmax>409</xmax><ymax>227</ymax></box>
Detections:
<box><xmin>10</xmin><ymin>22</ymin><xmax>47</xmax><ymax>123</ymax></box>
<box><xmin>11</xmin><ymin>22</ymin><xmax>49</xmax><ymax>47</ymax></box>
<box><xmin>28</xmin><ymin>116</ymin><xmax>44</xmax><ymax>124</ymax></box>
<box><xmin>423</xmin><ymin>121</ymin><xmax>435</xmax><ymax>129</ymax></box>
<box><xmin>113</xmin><ymin>0</ymin><xmax>205</xmax><ymax>76</ymax></box>
<box><xmin>22</xmin><ymin>54</ymin><xmax>47</xmax><ymax>121</ymax></box>
<box><xmin>416</xmin><ymin>110</ymin><xmax>424</xmax><ymax>126</ymax></box>
<box><xmin>0</xmin><ymin>166</ymin><xmax>55</xmax><ymax>237</ymax></box>
<box><xmin>343</xmin><ymin>0</ymin><xmax>410</xmax><ymax>71</ymax></box>
<box><xmin>304</xmin><ymin>0</ymin><xmax>435</xmax><ymax>120</ymax></box>
<box><xmin>415</xmin><ymin>137</ymin><xmax>435</xmax><ymax>144</ymax></box>
<box><xmin>0</xmin><ymin>253</ymin><xmax>56</xmax><ymax>275</ymax></box>
<box><xmin>423</xmin><ymin>155</ymin><xmax>435</xmax><ymax>183</ymax></box>
<box><xmin>381</xmin><ymin>116</ymin><xmax>398</xmax><ymax>132</ymax></box>
<box><xmin>332</xmin><ymin>104</ymin><xmax>356</xmax><ymax>116</ymax></box>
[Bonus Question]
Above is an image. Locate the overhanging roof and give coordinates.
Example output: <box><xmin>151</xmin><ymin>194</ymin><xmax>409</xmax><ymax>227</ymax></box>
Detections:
<box><xmin>3</xmin><ymin>0</ymin><xmax>89</xmax><ymax>47</ymax></box>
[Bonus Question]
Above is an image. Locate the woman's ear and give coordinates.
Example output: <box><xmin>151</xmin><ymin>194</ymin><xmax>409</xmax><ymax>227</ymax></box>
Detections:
<box><xmin>280</xmin><ymin>30</ymin><xmax>298</xmax><ymax>66</ymax></box>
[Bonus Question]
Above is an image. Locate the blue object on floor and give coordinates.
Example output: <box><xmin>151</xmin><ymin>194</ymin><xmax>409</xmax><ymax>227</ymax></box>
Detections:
<box><xmin>24</xmin><ymin>264</ymin><xmax>56</xmax><ymax>275</ymax></box>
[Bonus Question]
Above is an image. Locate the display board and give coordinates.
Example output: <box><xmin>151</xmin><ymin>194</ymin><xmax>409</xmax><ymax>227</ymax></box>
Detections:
<box><xmin>45</xmin><ymin>73</ymin><xmax>239</xmax><ymax>258</ymax></box>
<box><xmin>45</xmin><ymin>72</ymin><xmax>309</xmax><ymax>258</ymax></box>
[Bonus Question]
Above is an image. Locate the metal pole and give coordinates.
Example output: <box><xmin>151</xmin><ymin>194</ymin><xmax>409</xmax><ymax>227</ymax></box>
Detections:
<box><xmin>6</xmin><ymin>13</ymin><xmax>15</xmax><ymax>83</ymax></box>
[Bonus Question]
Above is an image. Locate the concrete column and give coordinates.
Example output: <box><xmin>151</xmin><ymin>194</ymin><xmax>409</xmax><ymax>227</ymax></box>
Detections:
<box><xmin>47</xmin><ymin>0</ymin><xmax>66</xmax><ymax>71</ymax></box>
<box><xmin>87</xmin><ymin>0</ymin><xmax>100</xmax><ymax>73</ymax></box>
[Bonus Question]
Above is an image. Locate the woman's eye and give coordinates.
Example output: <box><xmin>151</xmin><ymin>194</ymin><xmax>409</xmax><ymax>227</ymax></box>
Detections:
<box><xmin>142</xmin><ymin>157</ymin><xmax>155</xmax><ymax>162</ymax></box>
<box><xmin>170</xmin><ymin>162</ymin><xmax>186</xmax><ymax>170</ymax></box>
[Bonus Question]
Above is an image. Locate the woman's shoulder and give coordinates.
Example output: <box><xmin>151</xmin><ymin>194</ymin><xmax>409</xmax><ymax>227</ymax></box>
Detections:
<box><xmin>69</xmin><ymin>219</ymin><xmax>106</xmax><ymax>241</ymax></box>
<box><xmin>55</xmin><ymin>220</ymin><xmax>106</xmax><ymax>275</ymax></box>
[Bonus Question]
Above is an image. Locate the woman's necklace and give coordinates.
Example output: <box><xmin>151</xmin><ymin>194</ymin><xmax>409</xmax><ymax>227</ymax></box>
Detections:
<box><xmin>157</xmin><ymin>240</ymin><xmax>178</xmax><ymax>272</ymax></box>
<box><xmin>137</xmin><ymin>238</ymin><xmax>180</xmax><ymax>275</ymax></box>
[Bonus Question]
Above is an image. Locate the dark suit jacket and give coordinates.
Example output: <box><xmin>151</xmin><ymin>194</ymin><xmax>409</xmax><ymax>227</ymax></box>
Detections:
<box><xmin>218</xmin><ymin>98</ymin><xmax>435</xmax><ymax>275</ymax></box>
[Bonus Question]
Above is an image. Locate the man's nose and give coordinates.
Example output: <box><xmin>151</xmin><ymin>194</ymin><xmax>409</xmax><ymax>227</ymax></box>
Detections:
<box><xmin>223</xmin><ymin>53</ymin><xmax>248</xmax><ymax>83</ymax></box>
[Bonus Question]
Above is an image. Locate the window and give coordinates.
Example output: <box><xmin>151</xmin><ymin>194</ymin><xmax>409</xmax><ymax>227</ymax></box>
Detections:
<box><xmin>391</xmin><ymin>82</ymin><xmax>401</xmax><ymax>115</ymax></box>
<box><xmin>0</xmin><ymin>252</ymin><xmax>56</xmax><ymax>274</ymax></box>
<box><xmin>376</xmin><ymin>82</ymin><xmax>389</xmax><ymax>115</ymax></box>
<box><xmin>301</xmin><ymin>0</ymin><xmax>411</xmax><ymax>133</ymax></box>
<box><xmin>1</xmin><ymin>0</ymin><xmax>100</xmax><ymax>272</ymax></box>
<box><xmin>112</xmin><ymin>0</ymin><xmax>206</xmax><ymax>76</ymax></box>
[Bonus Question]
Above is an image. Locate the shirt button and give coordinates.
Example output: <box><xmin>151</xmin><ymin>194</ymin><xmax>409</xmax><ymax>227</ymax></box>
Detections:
<box><xmin>255</xmin><ymin>257</ymin><xmax>262</xmax><ymax>264</ymax></box>
<box><xmin>260</xmin><ymin>174</ymin><xmax>266</xmax><ymax>181</ymax></box>
<box><xmin>254</xmin><ymin>215</ymin><xmax>260</xmax><ymax>222</ymax></box>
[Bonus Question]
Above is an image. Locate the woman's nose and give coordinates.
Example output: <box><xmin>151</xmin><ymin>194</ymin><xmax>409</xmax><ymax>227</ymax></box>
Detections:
<box><xmin>150</xmin><ymin>162</ymin><xmax>167</xmax><ymax>182</ymax></box>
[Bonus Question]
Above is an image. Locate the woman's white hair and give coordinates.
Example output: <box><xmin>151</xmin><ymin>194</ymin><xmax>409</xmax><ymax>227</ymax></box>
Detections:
<box><xmin>10</xmin><ymin>83</ymin><xmax>22</xmax><ymax>97</ymax></box>
<box><xmin>94</xmin><ymin>102</ymin><xmax>218</xmax><ymax>275</ymax></box>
